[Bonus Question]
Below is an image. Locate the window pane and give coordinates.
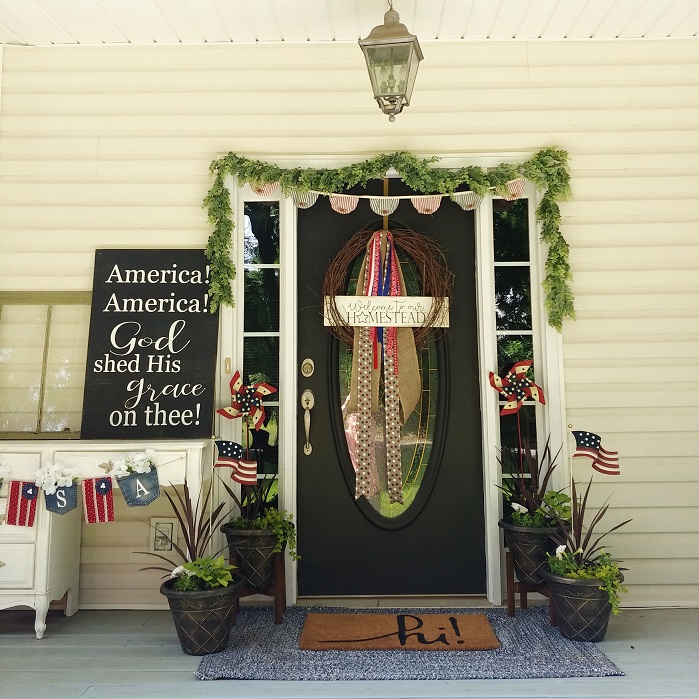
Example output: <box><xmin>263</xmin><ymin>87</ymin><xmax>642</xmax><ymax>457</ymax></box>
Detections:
<box><xmin>493</xmin><ymin>199</ymin><xmax>529</xmax><ymax>262</ymax></box>
<box><xmin>495</xmin><ymin>266</ymin><xmax>531</xmax><ymax>330</ymax></box>
<box><xmin>496</xmin><ymin>334</ymin><xmax>534</xmax><ymax>375</ymax></box>
<box><xmin>499</xmin><ymin>406</ymin><xmax>538</xmax><ymax>474</ymax></box>
<box><xmin>243</xmin><ymin>405</ymin><xmax>278</xmax><ymax>476</ymax></box>
<box><xmin>41</xmin><ymin>305</ymin><xmax>90</xmax><ymax>433</ymax></box>
<box><xmin>0</xmin><ymin>305</ymin><xmax>47</xmax><ymax>432</ymax></box>
<box><xmin>243</xmin><ymin>337</ymin><xmax>280</xmax><ymax>398</ymax></box>
<box><xmin>244</xmin><ymin>267</ymin><xmax>279</xmax><ymax>332</ymax></box>
<box><xmin>244</xmin><ymin>202</ymin><xmax>280</xmax><ymax>265</ymax></box>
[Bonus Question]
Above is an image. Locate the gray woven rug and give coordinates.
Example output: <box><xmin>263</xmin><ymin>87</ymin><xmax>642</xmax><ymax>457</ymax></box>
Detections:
<box><xmin>196</xmin><ymin>605</ymin><xmax>623</xmax><ymax>681</ymax></box>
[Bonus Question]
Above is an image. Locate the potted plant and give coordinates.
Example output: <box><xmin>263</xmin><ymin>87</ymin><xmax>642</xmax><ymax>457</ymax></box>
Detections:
<box><xmin>136</xmin><ymin>480</ymin><xmax>246</xmax><ymax>655</ymax></box>
<box><xmin>543</xmin><ymin>477</ymin><xmax>632</xmax><ymax>642</ymax></box>
<box><xmin>497</xmin><ymin>437</ymin><xmax>571</xmax><ymax>585</ymax></box>
<box><xmin>219</xmin><ymin>474</ymin><xmax>299</xmax><ymax>590</ymax></box>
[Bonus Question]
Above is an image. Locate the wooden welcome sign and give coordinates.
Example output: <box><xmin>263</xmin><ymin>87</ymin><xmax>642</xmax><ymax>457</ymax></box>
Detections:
<box><xmin>80</xmin><ymin>249</ymin><xmax>219</xmax><ymax>439</ymax></box>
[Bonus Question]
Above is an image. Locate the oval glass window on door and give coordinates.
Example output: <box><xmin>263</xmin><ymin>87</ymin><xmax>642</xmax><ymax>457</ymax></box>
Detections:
<box><xmin>336</xmin><ymin>248</ymin><xmax>442</xmax><ymax>525</ymax></box>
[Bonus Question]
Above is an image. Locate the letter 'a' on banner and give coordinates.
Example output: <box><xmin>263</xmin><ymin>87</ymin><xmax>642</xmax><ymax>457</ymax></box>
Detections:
<box><xmin>116</xmin><ymin>470</ymin><xmax>161</xmax><ymax>506</ymax></box>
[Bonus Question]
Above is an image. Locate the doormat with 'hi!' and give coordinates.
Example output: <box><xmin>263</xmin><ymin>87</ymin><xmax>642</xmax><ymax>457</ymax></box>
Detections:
<box><xmin>196</xmin><ymin>606</ymin><xmax>624</xmax><ymax>681</ymax></box>
<box><xmin>299</xmin><ymin>612</ymin><xmax>500</xmax><ymax>651</ymax></box>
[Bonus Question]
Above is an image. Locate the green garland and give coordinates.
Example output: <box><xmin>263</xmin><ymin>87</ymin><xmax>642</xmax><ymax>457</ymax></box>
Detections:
<box><xmin>203</xmin><ymin>148</ymin><xmax>574</xmax><ymax>330</ymax></box>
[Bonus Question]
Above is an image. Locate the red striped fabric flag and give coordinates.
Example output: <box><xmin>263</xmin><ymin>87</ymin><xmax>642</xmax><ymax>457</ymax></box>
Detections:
<box><xmin>6</xmin><ymin>481</ymin><xmax>39</xmax><ymax>527</ymax></box>
<box><xmin>232</xmin><ymin>458</ymin><xmax>258</xmax><ymax>486</ymax></box>
<box><xmin>82</xmin><ymin>477</ymin><xmax>114</xmax><ymax>523</ymax></box>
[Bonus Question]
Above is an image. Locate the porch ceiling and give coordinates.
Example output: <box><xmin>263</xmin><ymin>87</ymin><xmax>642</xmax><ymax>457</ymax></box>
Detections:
<box><xmin>0</xmin><ymin>0</ymin><xmax>697</xmax><ymax>47</ymax></box>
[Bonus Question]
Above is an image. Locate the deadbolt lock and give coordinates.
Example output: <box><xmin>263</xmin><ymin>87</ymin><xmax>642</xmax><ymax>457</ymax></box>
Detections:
<box><xmin>301</xmin><ymin>358</ymin><xmax>315</xmax><ymax>377</ymax></box>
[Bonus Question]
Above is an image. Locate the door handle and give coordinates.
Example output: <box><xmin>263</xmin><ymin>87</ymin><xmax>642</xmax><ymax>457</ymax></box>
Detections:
<box><xmin>301</xmin><ymin>389</ymin><xmax>315</xmax><ymax>455</ymax></box>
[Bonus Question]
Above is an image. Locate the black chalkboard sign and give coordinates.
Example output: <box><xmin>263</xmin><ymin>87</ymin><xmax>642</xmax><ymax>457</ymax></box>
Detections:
<box><xmin>80</xmin><ymin>249</ymin><xmax>219</xmax><ymax>439</ymax></box>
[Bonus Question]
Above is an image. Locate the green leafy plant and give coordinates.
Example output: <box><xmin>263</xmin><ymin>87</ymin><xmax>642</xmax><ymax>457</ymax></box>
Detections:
<box><xmin>169</xmin><ymin>555</ymin><xmax>236</xmax><ymax>592</ymax></box>
<box><xmin>203</xmin><ymin>148</ymin><xmax>573</xmax><ymax>329</ymax></box>
<box><xmin>219</xmin><ymin>477</ymin><xmax>299</xmax><ymax>561</ymax></box>
<box><xmin>547</xmin><ymin>477</ymin><xmax>632</xmax><ymax>613</ymax></box>
<box><xmin>136</xmin><ymin>479</ymin><xmax>237</xmax><ymax>589</ymax></box>
<box><xmin>498</xmin><ymin>437</ymin><xmax>571</xmax><ymax>527</ymax></box>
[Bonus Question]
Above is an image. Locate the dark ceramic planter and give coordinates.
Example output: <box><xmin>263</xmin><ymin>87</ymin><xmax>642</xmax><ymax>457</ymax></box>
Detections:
<box><xmin>220</xmin><ymin>524</ymin><xmax>284</xmax><ymax>590</ymax></box>
<box><xmin>543</xmin><ymin>570</ymin><xmax>622</xmax><ymax>642</ymax></box>
<box><xmin>160</xmin><ymin>574</ymin><xmax>246</xmax><ymax>655</ymax></box>
<box><xmin>498</xmin><ymin>517</ymin><xmax>559</xmax><ymax>585</ymax></box>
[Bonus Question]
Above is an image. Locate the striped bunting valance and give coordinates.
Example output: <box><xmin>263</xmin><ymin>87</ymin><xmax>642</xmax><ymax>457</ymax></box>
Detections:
<box><xmin>247</xmin><ymin>178</ymin><xmax>527</xmax><ymax>214</ymax></box>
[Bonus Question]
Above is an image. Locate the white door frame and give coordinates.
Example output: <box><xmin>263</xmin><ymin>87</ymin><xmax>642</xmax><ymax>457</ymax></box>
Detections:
<box><xmin>221</xmin><ymin>159</ymin><xmax>567</xmax><ymax>607</ymax></box>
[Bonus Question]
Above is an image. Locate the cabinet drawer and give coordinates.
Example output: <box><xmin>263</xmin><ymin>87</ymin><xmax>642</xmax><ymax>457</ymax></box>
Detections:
<box><xmin>0</xmin><ymin>498</ymin><xmax>38</xmax><ymax>543</ymax></box>
<box><xmin>0</xmin><ymin>544</ymin><xmax>35</xmax><ymax>588</ymax></box>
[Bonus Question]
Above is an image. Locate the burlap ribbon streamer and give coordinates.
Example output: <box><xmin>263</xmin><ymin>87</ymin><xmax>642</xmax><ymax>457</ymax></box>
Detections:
<box><xmin>346</xmin><ymin>231</ymin><xmax>421</xmax><ymax>504</ymax></box>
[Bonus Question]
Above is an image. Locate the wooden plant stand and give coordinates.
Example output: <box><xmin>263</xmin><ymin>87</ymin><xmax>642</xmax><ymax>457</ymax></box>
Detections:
<box><xmin>233</xmin><ymin>551</ymin><xmax>287</xmax><ymax>624</ymax></box>
<box><xmin>505</xmin><ymin>550</ymin><xmax>556</xmax><ymax>625</ymax></box>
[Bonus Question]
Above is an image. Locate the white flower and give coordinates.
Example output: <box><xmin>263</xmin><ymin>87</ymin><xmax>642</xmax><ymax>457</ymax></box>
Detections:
<box><xmin>132</xmin><ymin>459</ymin><xmax>152</xmax><ymax>474</ymax></box>
<box><xmin>511</xmin><ymin>502</ymin><xmax>528</xmax><ymax>514</ymax></box>
<box><xmin>555</xmin><ymin>544</ymin><xmax>567</xmax><ymax>559</ymax></box>
<box><xmin>114</xmin><ymin>450</ymin><xmax>157</xmax><ymax>476</ymax></box>
<box><xmin>110</xmin><ymin>459</ymin><xmax>130</xmax><ymax>479</ymax></box>
<box><xmin>35</xmin><ymin>462</ymin><xmax>78</xmax><ymax>492</ymax></box>
<box><xmin>133</xmin><ymin>449</ymin><xmax>156</xmax><ymax>473</ymax></box>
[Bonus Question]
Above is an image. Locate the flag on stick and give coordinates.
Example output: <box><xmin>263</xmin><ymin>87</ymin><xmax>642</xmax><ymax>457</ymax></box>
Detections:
<box><xmin>6</xmin><ymin>481</ymin><xmax>39</xmax><ymax>527</ymax></box>
<box><xmin>214</xmin><ymin>441</ymin><xmax>244</xmax><ymax>469</ymax></box>
<box><xmin>572</xmin><ymin>431</ymin><xmax>620</xmax><ymax>476</ymax></box>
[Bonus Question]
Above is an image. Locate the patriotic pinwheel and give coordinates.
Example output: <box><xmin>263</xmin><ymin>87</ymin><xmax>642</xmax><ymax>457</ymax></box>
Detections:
<box><xmin>489</xmin><ymin>359</ymin><xmax>546</xmax><ymax>415</ymax></box>
<box><xmin>216</xmin><ymin>371</ymin><xmax>277</xmax><ymax>430</ymax></box>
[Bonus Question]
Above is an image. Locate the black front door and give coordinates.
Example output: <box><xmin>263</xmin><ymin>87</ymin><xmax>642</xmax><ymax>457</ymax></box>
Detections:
<box><xmin>296</xmin><ymin>180</ymin><xmax>485</xmax><ymax>596</ymax></box>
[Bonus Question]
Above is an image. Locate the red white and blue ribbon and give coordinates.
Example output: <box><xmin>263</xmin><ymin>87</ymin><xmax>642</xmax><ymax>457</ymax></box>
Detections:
<box><xmin>353</xmin><ymin>231</ymin><xmax>407</xmax><ymax>504</ymax></box>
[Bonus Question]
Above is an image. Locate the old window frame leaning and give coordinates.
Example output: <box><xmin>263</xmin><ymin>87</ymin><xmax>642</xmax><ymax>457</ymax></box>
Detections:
<box><xmin>0</xmin><ymin>291</ymin><xmax>91</xmax><ymax>439</ymax></box>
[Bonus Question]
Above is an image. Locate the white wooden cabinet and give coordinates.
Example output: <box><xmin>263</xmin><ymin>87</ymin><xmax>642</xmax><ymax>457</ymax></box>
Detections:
<box><xmin>0</xmin><ymin>441</ymin><xmax>207</xmax><ymax>638</ymax></box>
<box><xmin>0</xmin><ymin>452</ymin><xmax>81</xmax><ymax>639</ymax></box>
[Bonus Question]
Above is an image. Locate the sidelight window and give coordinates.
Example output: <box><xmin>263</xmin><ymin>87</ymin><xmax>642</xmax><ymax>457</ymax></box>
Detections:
<box><xmin>240</xmin><ymin>202</ymin><xmax>281</xmax><ymax>483</ymax></box>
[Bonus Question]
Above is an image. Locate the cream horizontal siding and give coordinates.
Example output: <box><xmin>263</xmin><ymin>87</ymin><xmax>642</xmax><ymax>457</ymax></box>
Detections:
<box><xmin>79</xmin><ymin>492</ymin><xmax>179</xmax><ymax>609</ymax></box>
<box><xmin>0</xmin><ymin>37</ymin><xmax>697</xmax><ymax>608</ymax></box>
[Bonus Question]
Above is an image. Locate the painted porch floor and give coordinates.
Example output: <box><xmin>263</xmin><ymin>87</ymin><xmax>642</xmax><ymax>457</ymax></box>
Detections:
<box><xmin>0</xmin><ymin>603</ymin><xmax>697</xmax><ymax>699</ymax></box>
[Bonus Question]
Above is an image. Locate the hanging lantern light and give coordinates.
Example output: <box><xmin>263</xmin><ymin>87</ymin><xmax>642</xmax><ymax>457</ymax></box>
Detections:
<box><xmin>359</xmin><ymin>1</ymin><xmax>423</xmax><ymax>122</ymax></box>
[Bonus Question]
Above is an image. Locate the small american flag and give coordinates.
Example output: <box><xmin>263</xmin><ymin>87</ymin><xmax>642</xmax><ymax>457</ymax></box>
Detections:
<box><xmin>572</xmin><ymin>431</ymin><xmax>620</xmax><ymax>476</ymax></box>
<box><xmin>215</xmin><ymin>441</ymin><xmax>244</xmax><ymax>469</ymax></box>
<box><xmin>6</xmin><ymin>481</ymin><xmax>39</xmax><ymax>527</ymax></box>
